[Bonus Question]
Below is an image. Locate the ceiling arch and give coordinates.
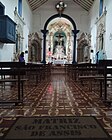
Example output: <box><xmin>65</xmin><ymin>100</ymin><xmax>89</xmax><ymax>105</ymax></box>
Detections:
<box><xmin>27</xmin><ymin>0</ymin><xmax>94</xmax><ymax>12</ymax></box>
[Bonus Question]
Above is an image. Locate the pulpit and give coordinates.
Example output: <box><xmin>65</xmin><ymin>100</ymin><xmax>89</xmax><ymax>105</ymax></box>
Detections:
<box><xmin>0</xmin><ymin>15</ymin><xmax>16</xmax><ymax>43</ymax></box>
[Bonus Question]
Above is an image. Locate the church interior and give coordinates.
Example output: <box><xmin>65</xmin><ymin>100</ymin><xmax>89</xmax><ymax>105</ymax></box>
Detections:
<box><xmin>0</xmin><ymin>0</ymin><xmax>112</xmax><ymax>139</ymax></box>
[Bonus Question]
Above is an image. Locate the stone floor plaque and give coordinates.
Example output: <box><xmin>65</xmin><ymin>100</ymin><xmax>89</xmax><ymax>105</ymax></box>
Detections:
<box><xmin>3</xmin><ymin>116</ymin><xmax>111</xmax><ymax>140</ymax></box>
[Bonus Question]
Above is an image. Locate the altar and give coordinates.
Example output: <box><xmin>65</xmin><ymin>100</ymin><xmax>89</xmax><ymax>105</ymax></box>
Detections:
<box><xmin>53</xmin><ymin>59</ymin><xmax>65</xmax><ymax>65</ymax></box>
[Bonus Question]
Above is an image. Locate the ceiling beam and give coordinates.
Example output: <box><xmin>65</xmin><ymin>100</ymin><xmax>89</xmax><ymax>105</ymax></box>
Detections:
<box><xmin>28</xmin><ymin>0</ymin><xmax>94</xmax><ymax>12</ymax></box>
<box><xmin>32</xmin><ymin>0</ymin><xmax>48</xmax><ymax>11</ymax></box>
<box><xmin>73</xmin><ymin>0</ymin><xmax>89</xmax><ymax>11</ymax></box>
<box><xmin>28</xmin><ymin>0</ymin><xmax>37</xmax><ymax>5</ymax></box>
<box><xmin>30</xmin><ymin>0</ymin><xmax>41</xmax><ymax>7</ymax></box>
<box><xmin>85</xmin><ymin>0</ymin><xmax>94</xmax><ymax>6</ymax></box>
<box><xmin>83</xmin><ymin>0</ymin><xmax>91</xmax><ymax>7</ymax></box>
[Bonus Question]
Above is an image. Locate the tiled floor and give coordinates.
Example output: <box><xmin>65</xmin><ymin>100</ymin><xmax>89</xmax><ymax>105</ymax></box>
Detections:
<box><xmin>0</xmin><ymin>66</ymin><xmax>112</xmax><ymax>138</ymax></box>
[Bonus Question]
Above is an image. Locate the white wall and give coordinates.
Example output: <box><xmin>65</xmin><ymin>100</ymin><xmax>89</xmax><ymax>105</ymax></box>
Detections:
<box><xmin>0</xmin><ymin>0</ymin><xmax>17</xmax><ymax>61</ymax></box>
<box><xmin>32</xmin><ymin>0</ymin><xmax>89</xmax><ymax>62</ymax></box>
<box><xmin>89</xmin><ymin>0</ymin><xmax>112</xmax><ymax>61</ymax></box>
<box><xmin>22</xmin><ymin>0</ymin><xmax>33</xmax><ymax>62</ymax></box>
<box><xmin>104</xmin><ymin>0</ymin><xmax>112</xmax><ymax>59</ymax></box>
<box><xmin>1</xmin><ymin>0</ymin><xmax>17</xmax><ymax>18</ymax></box>
<box><xmin>32</xmin><ymin>0</ymin><xmax>89</xmax><ymax>38</ymax></box>
<box><xmin>1</xmin><ymin>0</ymin><xmax>112</xmax><ymax>62</ymax></box>
<box><xmin>88</xmin><ymin>0</ymin><xmax>99</xmax><ymax>63</ymax></box>
<box><xmin>0</xmin><ymin>0</ymin><xmax>33</xmax><ymax>62</ymax></box>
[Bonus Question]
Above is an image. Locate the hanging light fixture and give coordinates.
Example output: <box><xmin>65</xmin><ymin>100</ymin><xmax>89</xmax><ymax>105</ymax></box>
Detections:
<box><xmin>55</xmin><ymin>1</ymin><xmax>67</xmax><ymax>17</ymax></box>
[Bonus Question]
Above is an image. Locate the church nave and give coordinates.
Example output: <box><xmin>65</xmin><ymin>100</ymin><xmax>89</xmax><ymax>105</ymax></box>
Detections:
<box><xmin>0</xmin><ymin>66</ymin><xmax>112</xmax><ymax>138</ymax></box>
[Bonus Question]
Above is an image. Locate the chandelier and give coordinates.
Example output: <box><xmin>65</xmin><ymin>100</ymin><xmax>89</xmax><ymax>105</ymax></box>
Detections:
<box><xmin>55</xmin><ymin>1</ymin><xmax>67</xmax><ymax>17</ymax></box>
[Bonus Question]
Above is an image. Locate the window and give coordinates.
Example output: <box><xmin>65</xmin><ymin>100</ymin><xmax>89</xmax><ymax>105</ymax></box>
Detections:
<box><xmin>18</xmin><ymin>0</ymin><xmax>22</xmax><ymax>16</ymax></box>
<box><xmin>99</xmin><ymin>0</ymin><xmax>103</xmax><ymax>16</ymax></box>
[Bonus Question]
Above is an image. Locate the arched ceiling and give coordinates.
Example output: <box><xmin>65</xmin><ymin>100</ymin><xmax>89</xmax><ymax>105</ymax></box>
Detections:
<box><xmin>27</xmin><ymin>0</ymin><xmax>94</xmax><ymax>11</ymax></box>
<box><xmin>47</xmin><ymin>18</ymin><xmax>73</xmax><ymax>31</ymax></box>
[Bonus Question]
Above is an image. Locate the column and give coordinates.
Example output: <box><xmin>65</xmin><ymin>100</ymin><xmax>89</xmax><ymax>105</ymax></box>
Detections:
<box><xmin>72</xmin><ymin>30</ymin><xmax>79</xmax><ymax>64</ymax></box>
<box><xmin>41</xmin><ymin>30</ymin><xmax>48</xmax><ymax>64</ymax></box>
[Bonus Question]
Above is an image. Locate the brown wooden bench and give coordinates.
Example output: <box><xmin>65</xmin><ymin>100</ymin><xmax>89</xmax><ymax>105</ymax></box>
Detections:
<box><xmin>65</xmin><ymin>62</ymin><xmax>112</xmax><ymax>106</ymax></box>
<box><xmin>76</xmin><ymin>61</ymin><xmax>112</xmax><ymax>106</ymax></box>
<box><xmin>97</xmin><ymin>60</ymin><xmax>112</xmax><ymax>105</ymax></box>
<box><xmin>0</xmin><ymin>62</ymin><xmax>27</xmax><ymax>105</ymax></box>
<box><xmin>25</xmin><ymin>63</ymin><xmax>51</xmax><ymax>84</ymax></box>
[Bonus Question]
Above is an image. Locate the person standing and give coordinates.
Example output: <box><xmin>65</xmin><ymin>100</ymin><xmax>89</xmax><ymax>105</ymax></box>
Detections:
<box><xmin>19</xmin><ymin>52</ymin><xmax>25</xmax><ymax>62</ymax></box>
<box><xmin>95</xmin><ymin>51</ymin><xmax>99</xmax><ymax>64</ymax></box>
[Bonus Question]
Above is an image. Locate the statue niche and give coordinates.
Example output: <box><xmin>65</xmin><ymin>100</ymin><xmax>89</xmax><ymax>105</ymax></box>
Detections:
<box><xmin>77</xmin><ymin>33</ymin><xmax>91</xmax><ymax>63</ymax></box>
<box><xmin>28</xmin><ymin>32</ymin><xmax>41</xmax><ymax>62</ymax></box>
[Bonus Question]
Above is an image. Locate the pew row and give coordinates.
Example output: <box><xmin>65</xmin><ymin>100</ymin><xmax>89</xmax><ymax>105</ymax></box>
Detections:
<box><xmin>0</xmin><ymin>62</ymin><xmax>27</xmax><ymax>105</ymax></box>
<box><xmin>65</xmin><ymin>61</ymin><xmax>112</xmax><ymax>106</ymax></box>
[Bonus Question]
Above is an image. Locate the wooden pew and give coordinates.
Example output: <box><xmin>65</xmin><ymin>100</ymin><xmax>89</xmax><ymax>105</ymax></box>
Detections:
<box><xmin>0</xmin><ymin>62</ymin><xmax>26</xmax><ymax>105</ymax></box>
<box><xmin>72</xmin><ymin>61</ymin><xmax>112</xmax><ymax>105</ymax></box>
<box><xmin>25</xmin><ymin>63</ymin><xmax>51</xmax><ymax>84</ymax></box>
<box><xmin>96</xmin><ymin>60</ymin><xmax>112</xmax><ymax>105</ymax></box>
<box><xmin>65</xmin><ymin>62</ymin><xmax>112</xmax><ymax>106</ymax></box>
<box><xmin>76</xmin><ymin>63</ymin><xmax>101</xmax><ymax>91</ymax></box>
<box><xmin>25</xmin><ymin>63</ymin><xmax>44</xmax><ymax>84</ymax></box>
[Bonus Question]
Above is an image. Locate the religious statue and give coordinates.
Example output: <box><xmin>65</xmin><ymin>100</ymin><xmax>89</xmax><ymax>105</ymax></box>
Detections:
<box><xmin>55</xmin><ymin>45</ymin><xmax>65</xmax><ymax>60</ymax></box>
<box><xmin>53</xmin><ymin>32</ymin><xmax>66</xmax><ymax>60</ymax></box>
<box><xmin>84</xmin><ymin>45</ymin><xmax>90</xmax><ymax>62</ymax></box>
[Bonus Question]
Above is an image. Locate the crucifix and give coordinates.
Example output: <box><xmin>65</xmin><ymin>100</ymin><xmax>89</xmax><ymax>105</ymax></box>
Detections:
<box><xmin>56</xmin><ymin>33</ymin><xmax>64</xmax><ymax>45</ymax></box>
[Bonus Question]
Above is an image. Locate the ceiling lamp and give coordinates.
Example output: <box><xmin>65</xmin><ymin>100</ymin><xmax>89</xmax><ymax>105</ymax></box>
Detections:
<box><xmin>55</xmin><ymin>1</ymin><xmax>67</xmax><ymax>17</ymax></box>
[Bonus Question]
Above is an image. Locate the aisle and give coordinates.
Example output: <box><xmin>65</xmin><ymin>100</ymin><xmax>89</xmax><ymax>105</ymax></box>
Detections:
<box><xmin>0</xmin><ymin>66</ymin><xmax>112</xmax><ymax>137</ymax></box>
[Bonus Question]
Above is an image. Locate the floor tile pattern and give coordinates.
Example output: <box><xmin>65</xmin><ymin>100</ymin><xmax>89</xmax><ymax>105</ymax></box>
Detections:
<box><xmin>0</xmin><ymin>66</ymin><xmax>112</xmax><ymax>138</ymax></box>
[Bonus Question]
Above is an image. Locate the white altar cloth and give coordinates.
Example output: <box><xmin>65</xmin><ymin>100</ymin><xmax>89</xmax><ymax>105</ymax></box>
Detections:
<box><xmin>53</xmin><ymin>60</ymin><xmax>64</xmax><ymax>65</ymax></box>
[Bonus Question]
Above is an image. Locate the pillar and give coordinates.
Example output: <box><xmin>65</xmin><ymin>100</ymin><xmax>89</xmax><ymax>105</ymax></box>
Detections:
<box><xmin>72</xmin><ymin>30</ymin><xmax>79</xmax><ymax>64</ymax></box>
<box><xmin>41</xmin><ymin>30</ymin><xmax>48</xmax><ymax>64</ymax></box>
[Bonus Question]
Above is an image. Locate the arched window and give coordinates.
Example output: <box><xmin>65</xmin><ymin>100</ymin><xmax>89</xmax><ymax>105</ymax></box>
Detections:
<box><xmin>99</xmin><ymin>0</ymin><xmax>103</xmax><ymax>16</ymax></box>
<box><xmin>18</xmin><ymin>0</ymin><xmax>22</xmax><ymax>17</ymax></box>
